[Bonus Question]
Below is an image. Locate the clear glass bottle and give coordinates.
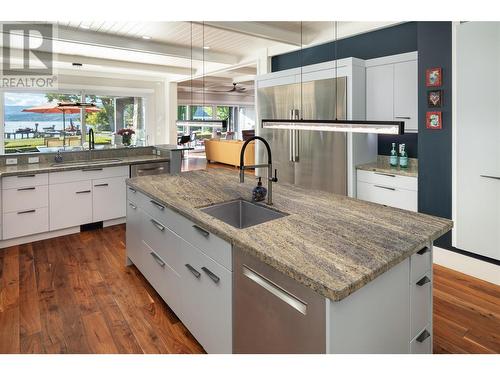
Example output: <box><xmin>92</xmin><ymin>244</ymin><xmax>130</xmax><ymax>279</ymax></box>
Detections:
<box><xmin>399</xmin><ymin>144</ymin><xmax>408</xmax><ymax>169</ymax></box>
<box><xmin>390</xmin><ymin>142</ymin><xmax>398</xmax><ymax>167</ymax></box>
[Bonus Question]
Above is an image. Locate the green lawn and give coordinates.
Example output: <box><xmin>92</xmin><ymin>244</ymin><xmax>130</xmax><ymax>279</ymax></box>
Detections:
<box><xmin>5</xmin><ymin>135</ymin><xmax>112</xmax><ymax>153</ymax></box>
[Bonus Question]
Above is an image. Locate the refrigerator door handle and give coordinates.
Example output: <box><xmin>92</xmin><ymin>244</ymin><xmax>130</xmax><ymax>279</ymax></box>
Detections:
<box><xmin>289</xmin><ymin>129</ymin><xmax>294</xmax><ymax>162</ymax></box>
<box><xmin>294</xmin><ymin>129</ymin><xmax>300</xmax><ymax>162</ymax></box>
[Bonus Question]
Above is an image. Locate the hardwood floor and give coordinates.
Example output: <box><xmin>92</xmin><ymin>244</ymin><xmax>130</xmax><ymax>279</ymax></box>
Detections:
<box><xmin>433</xmin><ymin>264</ymin><xmax>500</xmax><ymax>354</ymax></box>
<box><xmin>0</xmin><ymin>225</ymin><xmax>204</xmax><ymax>354</ymax></box>
<box><xmin>0</xmin><ymin>225</ymin><xmax>498</xmax><ymax>354</ymax></box>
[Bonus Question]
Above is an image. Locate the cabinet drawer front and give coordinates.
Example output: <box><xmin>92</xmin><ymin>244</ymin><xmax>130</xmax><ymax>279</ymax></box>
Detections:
<box><xmin>410</xmin><ymin>326</ymin><xmax>432</xmax><ymax>354</ymax></box>
<box><xmin>357</xmin><ymin>181</ymin><xmax>417</xmax><ymax>211</ymax></box>
<box><xmin>357</xmin><ymin>170</ymin><xmax>417</xmax><ymax>191</ymax></box>
<box><xmin>49</xmin><ymin>180</ymin><xmax>93</xmax><ymax>230</ymax></box>
<box><xmin>92</xmin><ymin>176</ymin><xmax>127</xmax><ymax>222</ymax></box>
<box><xmin>411</xmin><ymin>272</ymin><xmax>432</xmax><ymax>340</ymax></box>
<box><xmin>139</xmin><ymin>240</ymin><xmax>183</xmax><ymax>318</ymax></box>
<box><xmin>3</xmin><ymin>207</ymin><xmax>49</xmax><ymax>239</ymax></box>
<box><xmin>128</xmin><ymin>189</ymin><xmax>232</xmax><ymax>270</ymax></box>
<box><xmin>49</xmin><ymin>166</ymin><xmax>129</xmax><ymax>184</ymax></box>
<box><xmin>2</xmin><ymin>173</ymin><xmax>48</xmax><ymax>190</ymax></box>
<box><xmin>141</xmin><ymin>210</ymin><xmax>184</xmax><ymax>275</ymax></box>
<box><xmin>178</xmin><ymin>236</ymin><xmax>232</xmax><ymax>354</ymax></box>
<box><xmin>410</xmin><ymin>247</ymin><xmax>431</xmax><ymax>282</ymax></box>
<box><xmin>2</xmin><ymin>185</ymin><xmax>48</xmax><ymax>213</ymax></box>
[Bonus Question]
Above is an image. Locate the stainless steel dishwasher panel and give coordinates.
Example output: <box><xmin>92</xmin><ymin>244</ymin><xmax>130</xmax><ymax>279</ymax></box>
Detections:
<box><xmin>130</xmin><ymin>161</ymin><xmax>170</xmax><ymax>177</ymax></box>
<box><xmin>233</xmin><ymin>248</ymin><xmax>326</xmax><ymax>354</ymax></box>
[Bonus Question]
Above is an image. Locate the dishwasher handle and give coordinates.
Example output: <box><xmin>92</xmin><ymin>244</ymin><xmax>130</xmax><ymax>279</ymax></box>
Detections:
<box><xmin>242</xmin><ymin>265</ymin><xmax>307</xmax><ymax>315</ymax></box>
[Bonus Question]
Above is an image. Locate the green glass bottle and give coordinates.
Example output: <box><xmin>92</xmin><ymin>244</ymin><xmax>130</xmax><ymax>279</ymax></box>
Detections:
<box><xmin>390</xmin><ymin>142</ymin><xmax>398</xmax><ymax>167</ymax></box>
<box><xmin>399</xmin><ymin>144</ymin><xmax>408</xmax><ymax>169</ymax></box>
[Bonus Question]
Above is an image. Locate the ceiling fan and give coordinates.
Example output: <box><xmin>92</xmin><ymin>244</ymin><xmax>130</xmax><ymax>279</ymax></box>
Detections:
<box><xmin>214</xmin><ymin>82</ymin><xmax>247</xmax><ymax>93</ymax></box>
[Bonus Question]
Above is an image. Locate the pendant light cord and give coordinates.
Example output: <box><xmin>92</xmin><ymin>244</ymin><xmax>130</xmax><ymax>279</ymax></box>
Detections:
<box><xmin>202</xmin><ymin>21</ymin><xmax>205</xmax><ymax>116</ymax></box>
<box><xmin>334</xmin><ymin>21</ymin><xmax>338</xmax><ymax>121</ymax></box>
<box><xmin>300</xmin><ymin>21</ymin><xmax>303</xmax><ymax>120</ymax></box>
<box><xmin>190</xmin><ymin>21</ymin><xmax>193</xmax><ymax>118</ymax></box>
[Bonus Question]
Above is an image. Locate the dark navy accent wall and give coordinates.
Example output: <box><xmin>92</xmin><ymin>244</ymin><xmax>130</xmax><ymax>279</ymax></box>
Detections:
<box><xmin>271</xmin><ymin>22</ymin><xmax>418</xmax><ymax>72</ymax></box>
<box><xmin>417</xmin><ymin>22</ymin><xmax>453</xmax><ymax>249</ymax></box>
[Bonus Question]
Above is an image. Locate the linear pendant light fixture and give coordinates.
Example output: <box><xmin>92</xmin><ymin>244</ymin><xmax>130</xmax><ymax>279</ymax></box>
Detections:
<box><xmin>261</xmin><ymin>21</ymin><xmax>404</xmax><ymax>135</ymax></box>
<box><xmin>175</xmin><ymin>22</ymin><xmax>227</xmax><ymax>129</ymax></box>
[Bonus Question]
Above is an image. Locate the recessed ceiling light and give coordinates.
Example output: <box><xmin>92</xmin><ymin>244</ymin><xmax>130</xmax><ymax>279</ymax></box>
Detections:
<box><xmin>203</xmin><ymin>46</ymin><xmax>210</xmax><ymax>50</ymax></box>
<box><xmin>142</xmin><ymin>35</ymin><xmax>152</xmax><ymax>40</ymax></box>
<box><xmin>80</xmin><ymin>23</ymin><xmax>91</xmax><ymax>30</ymax></box>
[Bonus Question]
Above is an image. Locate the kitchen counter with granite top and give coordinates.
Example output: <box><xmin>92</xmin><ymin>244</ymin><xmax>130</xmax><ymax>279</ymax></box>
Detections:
<box><xmin>0</xmin><ymin>154</ymin><xmax>169</xmax><ymax>177</ymax></box>
<box><xmin>357</xmin><ymin>156</ymin><xmax>418</xmax><ymax>178</ymax></box>
<box><xmin>126</xmin><ymin>168</ymin><xmax>452</xmax><ymax>301</ymax></box>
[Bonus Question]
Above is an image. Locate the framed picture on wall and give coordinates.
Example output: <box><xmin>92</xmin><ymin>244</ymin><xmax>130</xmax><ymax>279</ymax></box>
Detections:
<box><xmin>426</xmin><ymin>67</ymin><xmax>442</xmax><ymax>87</ymax></box>
<box><xmin>426</xmin><ymin>111</ymin><xmax>442</xmax><ymax>129</ymax></box>
<box><xmin>427</xmin><ymin>90</ymin><xmax>443</xmax><ymax>108</ymax></box>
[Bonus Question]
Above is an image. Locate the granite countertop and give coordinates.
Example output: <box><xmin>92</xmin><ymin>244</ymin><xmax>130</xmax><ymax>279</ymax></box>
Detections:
<box><xmin>357</xmin><ymin>157</ymin><xmax>418</xmax><ymax>178</ymax></box>
<box><xmin>126</xmin><ymin>169</ymin><xmax>452</xmax><ymax>301</ymax></box>
<box><xmin>0</xmin><ymin>155</ymin><xmax>169</xmax><ymax>177</ymax></box>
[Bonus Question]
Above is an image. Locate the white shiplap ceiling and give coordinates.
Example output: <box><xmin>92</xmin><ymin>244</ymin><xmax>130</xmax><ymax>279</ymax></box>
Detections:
<box><xmin>45</xmin><ymin>21</ymin><xmax>399</xmax><ymax>81</ymax></box>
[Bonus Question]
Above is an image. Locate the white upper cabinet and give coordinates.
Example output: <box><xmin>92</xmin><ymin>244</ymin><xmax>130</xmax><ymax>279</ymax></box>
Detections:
<box><xmin>366</xmin><ymin>52</ymin><xmax>418</xmax><ymax>133</ymax></box>
<box><xmin>394</xmin><ymin>60</ymin><xmax>418</xmax><ymax>131</ymax></box>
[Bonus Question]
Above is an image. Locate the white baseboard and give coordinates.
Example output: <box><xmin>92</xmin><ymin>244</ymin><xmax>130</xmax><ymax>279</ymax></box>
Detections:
<box><xmin>104</xmin><ymin>217</ymin><xmax>126</xmax><ymax>227</ymax></box>
<box><xmin>0</xmin><ymin>226</ymin><xmax>80</xmax><ymax>249</ymax></box>
<box><xmin>433</xmin><ymin>246</ymin><xmax>500</xmax><ymax>285</ymax></box>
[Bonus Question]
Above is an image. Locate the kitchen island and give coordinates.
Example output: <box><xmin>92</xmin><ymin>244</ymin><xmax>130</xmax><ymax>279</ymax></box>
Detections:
<box><xmin>125</xmin><ymin>168</ymin><xmax>452</xmax><ymax>354</ymax></box>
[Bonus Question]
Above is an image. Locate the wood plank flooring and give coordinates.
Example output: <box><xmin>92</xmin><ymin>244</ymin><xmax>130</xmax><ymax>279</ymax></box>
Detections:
<box><xmin>0</xmin><ymin>224</ymin><xmax>498</xmax><ymax>353</ymax></box>
<box><xmin>0</xmin><ymin>225</ymin><xmax>204</xmax><ymax>354</ymax></box>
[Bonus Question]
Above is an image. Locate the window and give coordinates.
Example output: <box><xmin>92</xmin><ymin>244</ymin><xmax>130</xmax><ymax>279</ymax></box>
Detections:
<box><xmin>2</xmin><ymin>91</ymin><xmax>146</xmax><ymax>153</ymax></box>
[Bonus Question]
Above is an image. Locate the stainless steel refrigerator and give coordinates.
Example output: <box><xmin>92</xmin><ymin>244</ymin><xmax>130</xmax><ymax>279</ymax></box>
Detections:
<box><xmin>256</xmin><ymin>77</ymin><xmax>347</xmax><ymax>195</ymax></box>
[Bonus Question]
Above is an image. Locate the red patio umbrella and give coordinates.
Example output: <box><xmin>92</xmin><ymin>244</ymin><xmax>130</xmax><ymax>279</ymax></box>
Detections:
<box><xmin>22</xmin><ymin>102</ymin><xmax>102</xmax><ymax>146</ymax></box>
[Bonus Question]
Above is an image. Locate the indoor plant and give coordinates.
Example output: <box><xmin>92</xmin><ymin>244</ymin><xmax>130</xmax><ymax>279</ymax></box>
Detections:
<box><xmin>117</xmin><ymin>128</ymin><xmax>135</xmax><ymax>146</ymax></box>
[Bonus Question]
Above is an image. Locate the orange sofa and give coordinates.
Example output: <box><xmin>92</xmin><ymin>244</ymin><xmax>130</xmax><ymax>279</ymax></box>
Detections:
<box><xmin>205</xmin><ymin>139</ymin><xmax>255</xmax><ymax>167</ymax></box>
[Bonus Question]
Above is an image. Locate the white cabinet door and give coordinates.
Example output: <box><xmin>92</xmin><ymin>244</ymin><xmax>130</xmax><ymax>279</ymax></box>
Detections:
<box><xmin>456</xmin><ymin>22</ymin><xmax>500</xmax><ymax>261</ymax></box>
<box><xmin>394</xmin><ymin>60</ymin><xmax>418</xmax><ymax>132</ymax></box>
<box><xmin>49</xmin><ymin>180</ymin><xmax>93</xmax><ymax>230</ymax></box>
<box><xmin>366</xmin><ymin>64</ymin><xmax>394</xmax><ymax>121</ymax></box>
<box><xmin>92</xmin><ymin>176</ymin><xmax>127</xmax><ymax>222</ymax></box>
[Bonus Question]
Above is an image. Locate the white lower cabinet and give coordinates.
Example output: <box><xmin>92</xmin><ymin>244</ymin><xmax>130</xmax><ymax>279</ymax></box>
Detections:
<box><xmin>126</xmin><ymin>189</ymin><xmax>232</xmax><ymax>353</ymax></box>
<box><xmin>92</xmin><ymin>176</ymin><xmax>127</xmax><ymax>222</ymax></box>
<box><xmin>357</xmin><ymin>169</ymin><xmax>418</xmax><ymax>211</ymax></box>
<box><xmin>3</xmin><ymin>207</ymin><xmax>49</xmax><ymax>239</ymax></box>
<box><xmin>49</xmin><ymin>180</ymin><xmax>93</xmax><ymax>231</ymax></box>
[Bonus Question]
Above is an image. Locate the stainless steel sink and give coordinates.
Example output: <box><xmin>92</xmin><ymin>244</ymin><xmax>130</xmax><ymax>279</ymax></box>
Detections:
<box><xmin>200</xmin><ymin>199</ymin><xmax>287</xmax><ymax>229</ymax></box>
<box><xmin>50</xmin><ymin>158</ymin><xmax>123</xmax><ymax>167</ymax></box>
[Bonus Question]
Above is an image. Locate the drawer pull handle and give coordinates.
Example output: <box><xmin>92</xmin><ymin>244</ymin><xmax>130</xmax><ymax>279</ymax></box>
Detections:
<box><xmin>242</xmin><ymin>265</ymin><xmax>307</xmax><ymax>315</ymax></box>
<box><xmin>150</xmin><ymin>200</ymin><xmax>165</xmax><ymax>210</ymax></box>
<box><xmin>185</xmin><ymin>264</ymin><xmax>201</xmax><ymax>278</ymax></box>
<box><xmin>374</xmin><ymin>185</ymin><xmax>396</xmax><ymax>191</ymax></box>
<box><xmin>395</xmin><ymin>116</ymin><xmax>411</xmax><ymax>120</ymax></box>
<box><xmin>82</xmin><ymin>168</ymin><xmax>103</xmax><ymax>172</ymax></box>
<box><xmin>192</xmin><ymin>224</ymin><xmax>210</xmax><ymax>237</ymax></box>
<box><xmin>150</xmin><ymin>219</ymin><xmax>165</xmax><ymax>232</ymax></box>
<box><xmin>417</xmin><ymin>247</ymin><xmax>430</xmax><ymax>255</ymax></box>
<box><xmin>17</xmin><ymin>174</ymin><xmax>36</xmax><ymax>178</ymax></box>
<box><xmin>138</xmin><ymin>167</ymin><xmax>164</xmax><ymax>172</ymax></box>
<box><xmin>17</xmin><ymin>187</ymin><xmax>36</xmax><ymax>191</ymax></box>
<box><xmin>374</xmin><ymin>172</ymin><xmax>396</xmax><ymax>177</ymax></box>
<box><xmin>128</xmin><ymin>187</ymin><xmax>137</xmax><ymax>193</ymax></box>
<box><xmin>201</xmin><ymin>267</ymin><xmax>220</xmax><ymax>284</ymax></box>
<box><xmin>416</xmin><ymin>276</ymin><xmax>431</xmax><ymax>286</ymax></box>
<box><xmin>75</xmin><ymin>190</ymin><xmax>91</xmax><ymax>194</ymax></box>
<box><xmin>150</xmin><ymin>252</ymin><xmax>166</xmax><ymax>268</ymax></box>
<box><xmin>480</xmin><ymin>175</ymin><xmax>500</xmax><ymax>180</ymax></box>
<box><xmin>17</xmin><ymin>209</ymin><xmax>36</xmax><ymax>215</ymax></box>
<box><xmin>416</xmin><ymin>329</ymin><xmax>431</xmax><ymax>343</ymax></box>
<box><xmin>128</xmin><ymin>202</ymin><xmax>137</xmax><ymax>209</ymax></box>
<box><xmin>94</xmin><ymin>183</ymin><xmax>109</xmax><ymax>187</ymax></box>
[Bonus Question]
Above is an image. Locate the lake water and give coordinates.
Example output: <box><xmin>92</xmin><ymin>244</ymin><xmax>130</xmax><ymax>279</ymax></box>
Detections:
<box><xmin>4</xmin><ymin>120</ymin><xmax>81</xmax><ymax>133</ymax></box>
